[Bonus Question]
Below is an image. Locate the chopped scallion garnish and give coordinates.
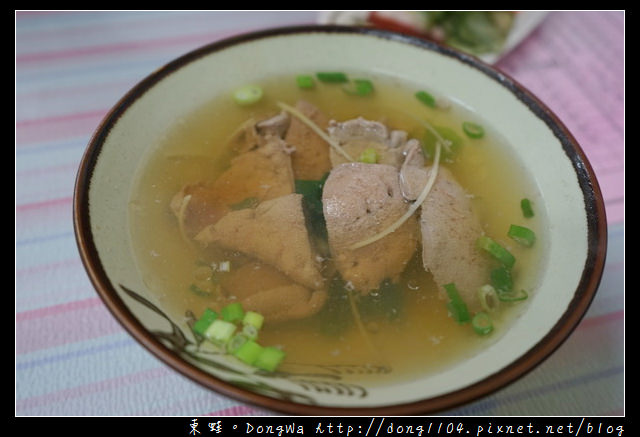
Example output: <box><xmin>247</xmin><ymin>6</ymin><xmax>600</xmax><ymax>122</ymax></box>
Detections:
<box><xmin>316</xmin><ymin>72</ymin><xmax>348</xmax><ymax>83</ymax></box>
<box><xmin>477</xmin><ymin>284</ymin><xmax>499</xmax><ymax>312</ymax></box>
<box><xmin>476</xmin><ymin>235</ymin><xmax>516</xmax><ymax>269</ymax></box>
<box><xmin>242</xmin><ymin>323</ymin><xmax>259</xmax><ymax>340</ymax></box>
<box><xmin>497</xmin><ymin>289</ymin><xmax>529</xmax><ymax>302</ymax></box>
<box><xmin>254</xmin><ymin>346</ymin><xmax>286</xmax><ymax>372</ymax></box>
<box><xmin>296</xmin><ymin>75</ymin><xmax>315</xmax><ymax>89</ymax></box>
<box><xmin>507</xmin><ymin>224</ymin><xmax>536</xmax><ymax>247</ymax></box>
<box><xmin>489</xmin><ymin>268</ymin><xmax>529</xmax><ymax>302</ymax></box>
<box><xmin>415</xmin><ymin>90</ymin><xmax>437</xmax><ymax>108</ymax></box>
<box><xmin>233</xmin><ymin>339</ymin><xmax>263</xmax><ymax>365</ymax></box>
<box><xmin>343</xmin><ymin>78</ymin><xmax>374</xmax><ymax>96</ymax></box>
<box><xmin>204</xmin><ymin>319</ymin><xmax>237</xmax><ymax>345</ymax></box>
<box><xmin>357</xmin><ymin>147</ymin><xmax>379</xmax><ymax>163</ymax></box>
<box><xmin>221</xmin><ymin>302</ymin><xmax>245</xmax><ymax>323</ymax></box>
<box><xmin>192</xmin><ymin>308</ymin><xmax>219</xmax><ymax>336</ymax></box>
<box><xmin>193</xmin><ymin>304</ymin><xmax>285</xmax><ymax>371</ymax></box>
<box><xmin>462</xmin><ymin>121</ymin><xmax>485</xmax><ymax>139</ymax></box>
<box><xmin>443</xmin><ymin>283</ymin><xmax>471</xmax><ymax>324</ymax></box>
<box><xmin>226</xmin><ymin>333</ymin><xmax>249</xmax><ymax>354</ymax></box>
<box><xmin>243</xmin><ymin>311</ymin><xmax>264</xmax><ymax>330</ymax></box>
<box><xmin>233</xmin><ymin>84</ymin><xmax>263</xmax><ymax>106</ymax></box>
<box><xmin>472</xmin><ymin>312</ymin><xmax>494</xmax><ymax>335</ymax></box>
<box><xmin>520</xmin><ymin>198</ymin><xmax>535</xmax><ymax>218</ymax></box>
<box><xmin>490</xmin><ymin>266</ymin><xmax>513</xmax><ymax>294</ymax></box>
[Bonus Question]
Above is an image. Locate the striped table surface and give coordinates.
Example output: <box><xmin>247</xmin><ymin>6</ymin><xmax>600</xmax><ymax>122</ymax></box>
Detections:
<box><xmin>16</xmin><ymin>11</ymin><xmax>624</xmax><ymax>416</ymax></box>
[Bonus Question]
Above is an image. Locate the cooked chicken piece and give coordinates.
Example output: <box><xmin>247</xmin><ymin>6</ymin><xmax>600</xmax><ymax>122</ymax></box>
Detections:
<box><xmin>327</xmin><ymin>117</ymin><xmax>412</xmax><ymax>168</ymax></box>
<box><xmin>241</xmin><ymin>284</ymin><xmax>327</xmax><ymax>323</ymax></box>
<box><xmin>195</xmin><ymin>193</ymin><xmax>324</xmax><ymax>290</ymax></box>
<box><xmin>229</xmin><ymin>111</ymin><xmax>291</xmax><ymax>153</ymax></box>
<box><xmin>255</xmin><ymin>111</ymin><xmax>290</xmax><ymax>139</ymax></box>
<box><xmin>227</xmin><ymin>117</ymin><xmax>262</xmax><ymax>154</ymax></box>
<box><xmin>219</xmin><ymin>261</ymin><xmax>327</xmax><ymax>323</ymax></box>
<box><xmin>170</xmin><ymin>137</ymin><xmax>295</xmax><ymax>238</ymax></box>
<box><xmin>169</xmin><ymin>182</ymin><xmax>227</xmax><ymax>241</ymax></box>
<box><xmin>329</xmin><ymin>116</ymin><xmax>389</xmax><ymax>143</ymax></box>
<box><xmin>284</xmin><ymin>100</ymin><xmax>332</xmax><ymax>180</ymax></box>
<box><xmin>401</xmin><ymin>144</ymin><xmax>490</xmax><ymax>311</ymax></box>
<box><xmin>210</xmin><ymin>137</ymin><xmax>295</xmax><ymax>203</ymax></box>
<box><xmin>322</xmin><ymin>162</ymin><xmax>419</xmax><ymax>294</ymax></box>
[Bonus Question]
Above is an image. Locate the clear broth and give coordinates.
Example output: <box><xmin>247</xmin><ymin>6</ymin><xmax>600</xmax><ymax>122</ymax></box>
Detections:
<box><xmin>128</xmin><ymin>73</ymin><xmax>547</xmax><ymax>385</ymax></box>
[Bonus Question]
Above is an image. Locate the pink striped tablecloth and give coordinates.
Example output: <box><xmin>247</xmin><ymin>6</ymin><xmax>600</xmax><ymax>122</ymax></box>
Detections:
<box><xmin>15</xmin><ymin>11</ymin><xmax>624</xmax><ymax>416</ymax></box>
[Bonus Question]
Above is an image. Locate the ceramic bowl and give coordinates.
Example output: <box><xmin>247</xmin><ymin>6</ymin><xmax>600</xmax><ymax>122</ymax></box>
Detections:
<box><xmin>73</xmin><ymin>25</ymin><xmax>607</xmax><ymax>415</ymax></box>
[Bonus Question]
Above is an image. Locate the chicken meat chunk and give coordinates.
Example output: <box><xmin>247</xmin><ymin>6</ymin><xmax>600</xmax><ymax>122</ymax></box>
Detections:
<box><xmin>327</xmin><ymin>117</ymin><xmax>419</xmax><ymax>169</ymax></box>
<box><xmin>218</xmin><ymin>261</ymin><xmax>327</xmax><ymax>324</ymax></box>
<box><xmin>195</xmin><ymin>193</ymin><xmax>324</xmax><ymax>291</ymax></box>
<box><xmin>322</xmin><ymin>162</ymin><xmax>419</xmax><ymax>294</ymax></box>
<box><xmin>284</xmin><ymin>100</ymin><xmax>333</xmax><ymax>180</ymax></box>
<box><xmin>170</xmin><ymin>136</ymin><xmax>295</xmax><ymax>238</ymax></box>
<box><xmin>401</xmin><ymin>142</ymin><xmax>490</xmax><ymax>311</ymax></box>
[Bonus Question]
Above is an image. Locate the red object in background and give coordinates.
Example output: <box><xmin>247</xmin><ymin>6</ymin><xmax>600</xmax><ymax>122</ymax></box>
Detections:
<box><xmin>367</xmin><ymin>12</ymin><xmax>429</xmax><ymax>39</ymax></box>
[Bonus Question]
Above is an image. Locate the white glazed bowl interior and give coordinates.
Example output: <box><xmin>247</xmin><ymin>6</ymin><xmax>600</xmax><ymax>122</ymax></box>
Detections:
<box><xmin>74</xmin><ymin>26</ymin><xmax>606</xmax><ymax>415</ymax></box>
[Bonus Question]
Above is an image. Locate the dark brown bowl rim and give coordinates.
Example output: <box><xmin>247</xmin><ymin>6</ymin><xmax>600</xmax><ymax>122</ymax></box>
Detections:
<box><xmin>73</xmin><ymin>24</ymin><xmax>608</xmax><ymax>416</ymax></box>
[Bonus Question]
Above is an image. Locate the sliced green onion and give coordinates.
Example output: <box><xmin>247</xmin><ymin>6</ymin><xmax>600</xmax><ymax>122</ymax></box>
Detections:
<box><xmin>242</xmin><ymin>323</ymin><xmax>259</xmax><ymax>340</ymax></box>
<box><xmin>508</xmin><ymin>224</ymin><xmax>536</xmax><ymax>247</ymax></box>
<box><xmin>415</xmin><ymin>90</ymin><xmax>437</xmax><ymax>108</ymax></box>
<box><xmin>443</xmin><ymin>283</ymin><xmax>471</xmax><ymax>324</ymax></box>
<box><xmin>204</xmin><ymin>319</ymin><xmax>237</xmax><ymax>345</ymax></box>
<box><xmin>254</xmin><ymin>346</ymin><xmax>286</xmax><ymax>372</ymax></box>
<box><xmin>316</xmin><ymin>72</ymin><xmax>348</xmax><ymax>83</ymax></box>
<box><xmin>447</xmin><ymin>299</ymin><xmax>471</xmax><ymax>324</ymax></box>
<box><xmin>233</xmin><ymin>339</ymin><xmax>263</xmax><ymax>365</ymax></box>
<box><xmin>296</xmin><ymin>75</ymin><xmax>315</xmax><ymax>89</ymax></box>
<box><xmin>226</xmin><ymin>333</ymin><xmax>249</xmax><ymax>354</ymax></box>
<box><xmin>194</xmin><ymin>304</ymin><xmax>282</xmax><ymax>371</ymax></box>
<box><xmin>520</xmin><ymin>198</ymin><xmax>535</xmax><ymax>218</ymax></box>
<box><xmin>462</xmin><ymin>121</ymin><xmax>485</xmax><ymax>139</ymax></box>
<box><xmin>221</xmin><ymin>302</ymin><xmax>245</xmax><ymax>323</ymax></box>
<box><xmin>343</xmin><ymin>78</ymin><xmax>374</xmax><ymax>96</ymax></box>
<box><xmin>476</xmin><ymin>235</ymin><xmax>516</xmax><ymax>269</ymax></box>
<box><xmin>243</xmin><ymin>311</ymin><xmax>264</xmax><ymax>330</ymax></box>
<box><xmin>477</xmin><ymin>284</ymin><xmax>499</xmax><ymax>312</ymax></box>
<box><xmin>490</xmin><ymin>266</ymin><xmax>513</xmax><ymax>294</ymax></box>
<box><xmin>357</xmin><ymin>147</ymin><xmax>379</xmax><ymax>163</ymax></box>
<box><xmin>233</xmin><ymin>84</ymin><xmax>263</xmax><ymax>106</ymax></box>
<box><xmin>192</xmin><ymin>308</ymin><xmax>219</xmax><ymax>336</ymax></box>
<box><xmin>472</xmin><ymin>312</ymin><xmax>494</xmax><ymax>335</ymax></box>
<box><xmin>497</xmin><ymin>289</ymin><xmax>529</xmax><ymax>302</ymax></box>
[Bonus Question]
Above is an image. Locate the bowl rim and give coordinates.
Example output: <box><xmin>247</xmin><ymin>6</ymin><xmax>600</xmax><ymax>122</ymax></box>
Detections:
<box><xmin>73</xmin><ymin>24</ymin><xmax>608</xmax><ymax>416</ymax></box>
